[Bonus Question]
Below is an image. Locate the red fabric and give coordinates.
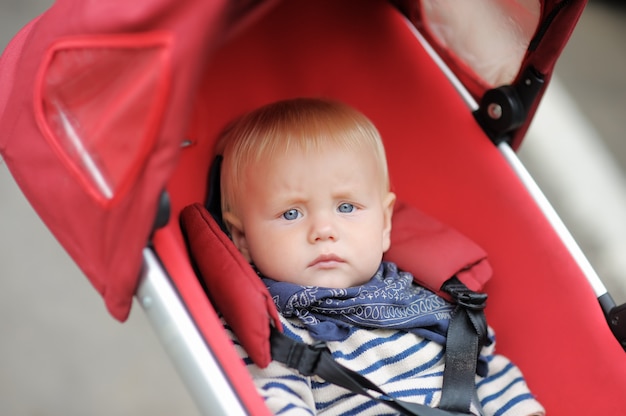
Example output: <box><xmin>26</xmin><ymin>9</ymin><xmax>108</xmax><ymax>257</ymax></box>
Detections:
<box><xmin>151</xmin><ymin>225</ymin><xmax>273</xmax><ymax>415</ymax></box>
<box><xmin>36</xmin><ymin>33</ymin><xmax>172</xmax><ymax>206</ymax></box>
<box><xmin>0</xmin><ymin>0</ymin><xmax>587</xmax><ymax>321</ymax></box>
<box><xmin>0</xmin><ymin>0</ymin><xmax>281</xmax><ymax>321</ymax></box>
<box><xmin>385</xmin><ymin>200</ymin><xmax>492</xmax><ymax>296</ymax></box>
<box><xmin>180</xmin><ymin>203</ymin><xmax>281</xmax><ymax>368</ymax></box>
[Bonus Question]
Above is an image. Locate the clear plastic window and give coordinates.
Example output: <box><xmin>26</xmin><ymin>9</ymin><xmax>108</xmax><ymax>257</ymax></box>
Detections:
<box><xmin>421</xmin><ymin>0</ymin><xmax>540</xmax><ymax>87</ymax></box>
<box><xmin>39</xmin><ymin>35</ymin><xmax>170</xmax><ymax>205</ymax></box>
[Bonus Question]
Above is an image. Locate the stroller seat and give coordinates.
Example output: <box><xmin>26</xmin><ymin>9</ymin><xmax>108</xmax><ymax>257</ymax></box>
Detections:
<box><xmin>151</xmin><ymin>0</ymin><xmax>626</xmax><ymax>414</ymax></box>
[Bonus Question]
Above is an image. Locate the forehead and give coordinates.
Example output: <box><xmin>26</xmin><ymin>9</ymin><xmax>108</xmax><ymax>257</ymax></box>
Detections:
<box><xmin>264</xmin><ymin>132</ymin><xmax>383</xmax><ymax>168</ymax></box>
<box><xmin>245</xmin><ymin>145</ymin><xmax>382</xmax><ymax>193</ymax></box>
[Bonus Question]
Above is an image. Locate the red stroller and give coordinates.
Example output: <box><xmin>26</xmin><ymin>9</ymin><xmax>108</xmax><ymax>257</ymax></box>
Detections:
<box><xmin>1</xmin><ymin>0</ymin><xmax>625</xmax><ymax>414</ymax></box>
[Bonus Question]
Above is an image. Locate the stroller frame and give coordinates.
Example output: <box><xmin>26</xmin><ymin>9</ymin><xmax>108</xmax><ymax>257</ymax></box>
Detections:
<box><xmin>135</xmin><ymin>19</ymin><xmax>622</xmax><ymax>415</ymax></box>
<box><xmin>138</xmin><ymin>248</ymin><xmax>249</xmax><ymax>416</ymax></box>
<box><xmin>2</xmin><ymin>0</ymin><xmax>626</xmax><ymax>415</ymax></box>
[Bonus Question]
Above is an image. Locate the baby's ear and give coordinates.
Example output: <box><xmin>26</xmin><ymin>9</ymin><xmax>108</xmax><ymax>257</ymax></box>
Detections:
<box><xmin>223</xmin><ymin>212</ymin><xmax>252</xmax><ymax>262</ymax></box>
<box><xmin>382</xmin><ymin>192</ymin><xmax>396</xmax><ymax>253</ymax></box>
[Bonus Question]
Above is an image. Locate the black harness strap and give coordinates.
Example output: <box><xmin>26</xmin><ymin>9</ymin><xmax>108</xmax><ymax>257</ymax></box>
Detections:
<box><xmin>440</xmin><ymin>277</ymin><xmax>489</xmax><ymax>415</ymax></box>
<box><xmin>270</xmin><ymin>328</ymin><xmax>467</xmax><ymax>416</ymax></box>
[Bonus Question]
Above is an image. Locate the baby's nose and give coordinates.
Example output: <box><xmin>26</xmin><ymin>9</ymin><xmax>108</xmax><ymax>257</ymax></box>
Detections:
<box><xmin>309</xmin><ymin>217</ymin><xmax>337</xmax><ymax>242</ymax></box>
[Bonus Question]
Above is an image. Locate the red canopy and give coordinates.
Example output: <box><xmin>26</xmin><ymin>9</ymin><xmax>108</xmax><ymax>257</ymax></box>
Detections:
<box><xmin>0</xmin><ymin>0</ymin><xmax>585</xmax><ymax>321</ymax></box>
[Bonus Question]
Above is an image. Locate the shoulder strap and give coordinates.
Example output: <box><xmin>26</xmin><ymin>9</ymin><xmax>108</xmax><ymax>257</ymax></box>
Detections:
<box><xmin>440</xmin><ymin>277</ymin><xmax>489</xmax><ymax>414</ymax></box>
<box><xmin>270</xmin><ymin>328</ymin><xmax>465</xmax><ymax>416</ymax></box>
<box><xmin>270</xmin><ymin>277</ymin><xmax>488</xmax><ymax>416</ymax></box>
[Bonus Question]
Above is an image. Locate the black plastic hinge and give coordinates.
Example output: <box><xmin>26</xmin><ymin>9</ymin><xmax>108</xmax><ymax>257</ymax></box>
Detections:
<box><xmin>151</xmin><ymin>190</ymin><xmax>171</xmax><ymax>233</ymax></box>
<box><xmin>608</xmin><ymin>305</ymin><xmax>626</xmax><ymax>351</ymax></box>
<box><xmin>473</xmin><ymin>66</ymin><xmax>545</xmax><ymax>145</ymax></box>
<box><xmin>600</xmin><ymin>293</ymin><xmax>626</xmax><ymax>351</ymax></box>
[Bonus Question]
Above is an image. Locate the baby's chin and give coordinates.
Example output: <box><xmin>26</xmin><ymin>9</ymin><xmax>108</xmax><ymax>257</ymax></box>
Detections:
<box><xmin>290</xmin><ymin>270</ymin><xmax>373</xmax><ymax>289</ymax></box>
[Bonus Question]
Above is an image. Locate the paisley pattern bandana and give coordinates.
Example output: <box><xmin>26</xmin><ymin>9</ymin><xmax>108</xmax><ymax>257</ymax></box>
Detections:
<box><xmin>262</xmin><ymin>262</ymin><xmax>455</xmax><ymax>344</ymax></box>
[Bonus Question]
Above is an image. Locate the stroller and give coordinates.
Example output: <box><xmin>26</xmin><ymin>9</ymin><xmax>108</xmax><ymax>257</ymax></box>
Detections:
<box><xmin>1</xmin><ymin>0</ymin><xmax>625</xmax><ymax>414</ymax></box>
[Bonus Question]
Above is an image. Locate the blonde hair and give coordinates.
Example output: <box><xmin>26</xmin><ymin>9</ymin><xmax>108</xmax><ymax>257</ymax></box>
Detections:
<box><xmin>218</xmin><ymin>97</ymin><xmax>390</xmax><ymax>217</ymax></box>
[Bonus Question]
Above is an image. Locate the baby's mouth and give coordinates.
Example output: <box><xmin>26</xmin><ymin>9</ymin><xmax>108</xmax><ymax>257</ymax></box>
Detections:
<box><xmin>308</xmin><ymin>254</ymin><xmax>344</xmax><ymax>268</ymax></box>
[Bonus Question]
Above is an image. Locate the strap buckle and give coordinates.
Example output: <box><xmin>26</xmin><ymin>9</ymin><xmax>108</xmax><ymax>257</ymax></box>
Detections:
<box><xmin>271</xmin><ymin>329</ymin><xmax>329</xmax><ymax>376</ymax></box>
<box><xmin>442</xmin><ymin>277</ymin><xmax>487</xmax><ymax>311</ymax></box>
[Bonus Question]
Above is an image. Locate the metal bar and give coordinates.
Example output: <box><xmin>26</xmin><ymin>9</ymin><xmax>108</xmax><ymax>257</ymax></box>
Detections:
<box><xmin>407</xmin><ymin>16</ymin><xmax>610</xmax><ymax>300</ymax></box>
<box><xmin>497</xmin><ymin>142</ymin><xmax>609</xmax><ymax>298</ymax></box>
<box><xmin>136</xmin><ymin>248</ymin><xmax>248</xmax><ymax>416</ymax></box>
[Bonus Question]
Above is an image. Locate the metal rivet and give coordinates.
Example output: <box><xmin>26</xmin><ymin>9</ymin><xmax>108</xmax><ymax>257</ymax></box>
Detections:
<box><xmin>487</xmin><ymin>103</ymin><xmax>503</xmax><ymax>120</ymax></box>
<box><xmin>141</xmin><ymin>296</ymin><xmax>153</xmax><ymax>309</ymax></box>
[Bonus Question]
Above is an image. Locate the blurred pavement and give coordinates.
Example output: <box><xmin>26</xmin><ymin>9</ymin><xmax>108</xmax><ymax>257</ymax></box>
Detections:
<box><xmin>1</xmin><ymin>1</ymin><xmax>625</xmax><ymax>415</ymax></box>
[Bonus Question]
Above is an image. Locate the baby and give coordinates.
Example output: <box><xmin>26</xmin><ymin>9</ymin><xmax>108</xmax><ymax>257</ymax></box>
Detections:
<box><xmin>218</xmin><ymin>97</ymin><xmax>544</xmax><ymax>416</ymax></box>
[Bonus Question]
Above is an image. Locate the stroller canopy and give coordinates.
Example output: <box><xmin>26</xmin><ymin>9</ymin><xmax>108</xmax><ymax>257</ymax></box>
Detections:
<box><xmin>0</xmin><ymin>0</ymin><xmax>585</xmax><ymax>321</ymax></box>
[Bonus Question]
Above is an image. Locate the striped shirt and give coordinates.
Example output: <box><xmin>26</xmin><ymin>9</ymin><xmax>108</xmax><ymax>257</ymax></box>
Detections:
<box><xmin>226</xmin><ymin>316</ymin><xmax>545</xmax><ymax>416</ymax></box>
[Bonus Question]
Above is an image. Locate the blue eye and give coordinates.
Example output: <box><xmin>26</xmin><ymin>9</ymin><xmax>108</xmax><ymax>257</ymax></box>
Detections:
<box><xmin>282</xmin><ymin>209</ymin><xmax>301</xmax><ymax>220</ymax></box>
<box><xmin>338</xmin><ymin>203</ymin><xmax>355</xmax><ymax>213</ymax></box>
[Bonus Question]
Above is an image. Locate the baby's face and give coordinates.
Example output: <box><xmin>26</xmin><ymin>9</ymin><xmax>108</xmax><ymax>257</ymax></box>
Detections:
<box><xmin>226</xmin><ymin>145</ymin><xmax>395</xmax><ymax>288</ymax></box>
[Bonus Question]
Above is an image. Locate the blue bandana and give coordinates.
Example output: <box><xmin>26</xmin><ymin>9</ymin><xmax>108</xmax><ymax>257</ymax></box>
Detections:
<box><xmin>262</xmin><ymin>262</ymin><xmax>454</xmax><ymax>344</ymax></box>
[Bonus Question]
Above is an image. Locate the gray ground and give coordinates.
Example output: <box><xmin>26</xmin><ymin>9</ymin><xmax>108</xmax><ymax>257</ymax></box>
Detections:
<box><xmin>1</xmin><ymin>1</ymin><xmax>624</xmax><ymax>415</ymax></box>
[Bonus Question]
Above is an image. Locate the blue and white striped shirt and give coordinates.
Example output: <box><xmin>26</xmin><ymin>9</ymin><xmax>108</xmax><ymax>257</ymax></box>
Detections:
<box><xmin>226</xmin><ymin>316</ymin><xmax>544</xmax><ymax>416</ymax></box>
